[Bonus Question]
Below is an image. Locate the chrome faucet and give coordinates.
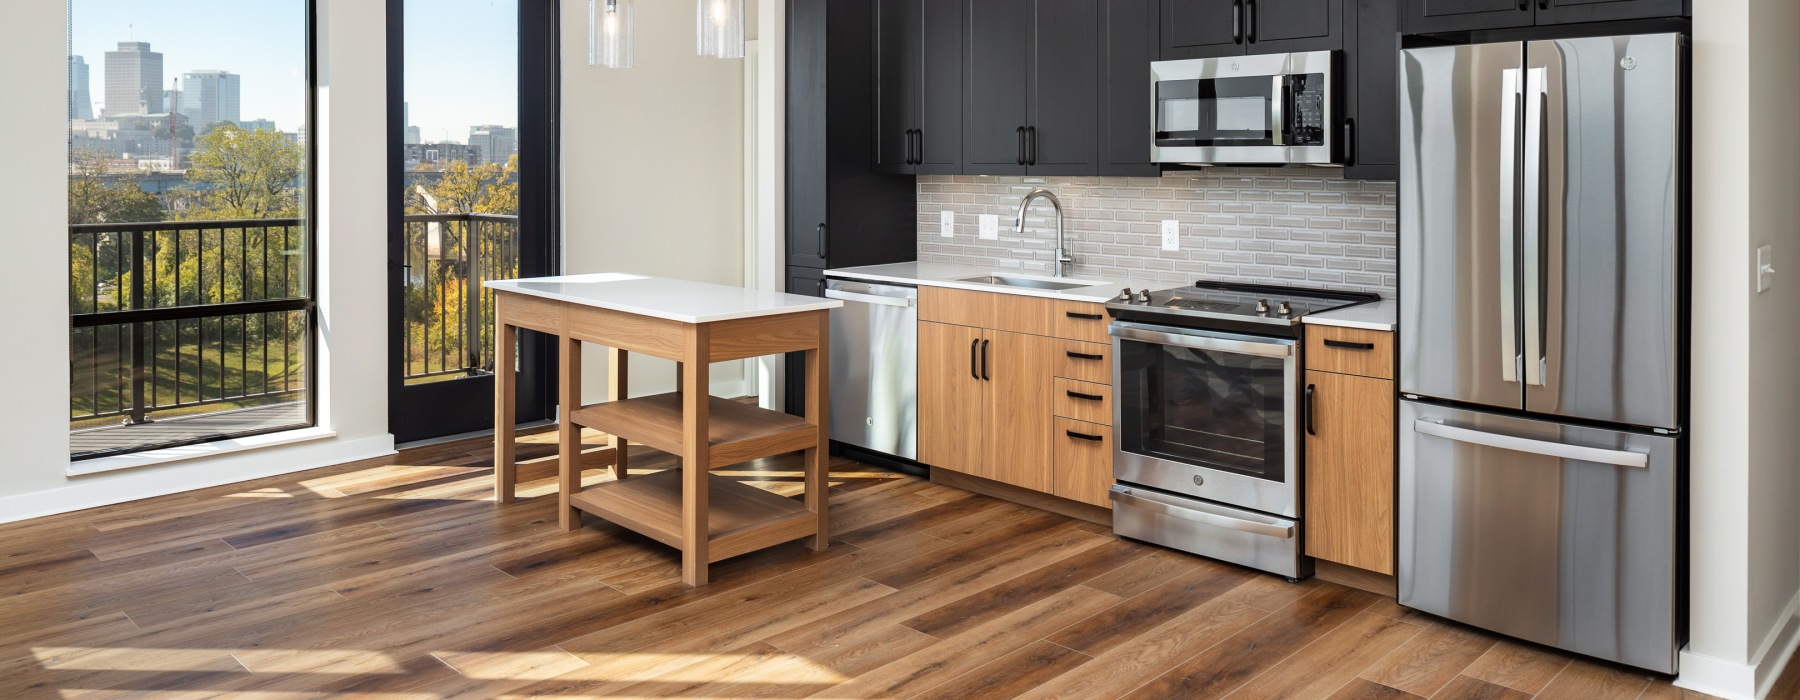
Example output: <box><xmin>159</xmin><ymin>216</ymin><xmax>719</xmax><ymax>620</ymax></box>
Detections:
<box><xmin>1015</xmin><ymin>188</ymin><xmax>1074</xmax><ymax>277</ymax></box>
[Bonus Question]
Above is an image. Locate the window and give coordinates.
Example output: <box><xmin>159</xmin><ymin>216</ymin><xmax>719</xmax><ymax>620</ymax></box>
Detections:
<box><xmin>67</xmin><ymin>1</ymin><xmax>315</xmax><ymax>459</ymax></box>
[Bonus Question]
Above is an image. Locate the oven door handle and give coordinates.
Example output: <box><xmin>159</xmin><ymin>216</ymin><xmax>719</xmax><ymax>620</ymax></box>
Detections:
<box><xmin>1108</xmin><ymin>486</ymin><xmax>1295</xmax><ymax>539</ymax></box>
<box><xmin>1108</xmin><ymin>324</ymin><xmax>1293</xmax><ymax>359</ymax></box>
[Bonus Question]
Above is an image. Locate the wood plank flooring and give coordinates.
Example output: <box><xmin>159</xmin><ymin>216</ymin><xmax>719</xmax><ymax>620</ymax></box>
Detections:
<box><xmin>0</xmin><ymin>427</ymin><xmax>1777</xmax><ymax>698</ymax></box>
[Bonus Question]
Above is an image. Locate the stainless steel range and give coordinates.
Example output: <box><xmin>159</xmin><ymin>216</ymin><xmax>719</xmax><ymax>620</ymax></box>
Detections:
<box><xmin>1105</xmin><ymin>281</ymin><xmax>1377</xmax><ymax>579</ymax></box>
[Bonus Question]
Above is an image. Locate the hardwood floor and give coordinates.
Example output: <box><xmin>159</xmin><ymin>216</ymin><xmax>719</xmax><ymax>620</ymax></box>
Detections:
<box><xmin>0</xmin><ymin>427</ymin><xmax>1780</xmax><ymax>698</ymax></box>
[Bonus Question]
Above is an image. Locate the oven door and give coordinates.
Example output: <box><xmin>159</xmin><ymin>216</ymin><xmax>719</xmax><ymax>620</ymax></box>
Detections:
<box><xmin>1111</xmin><ymin>322</ymin><xmax>1299</xmax><ymax>517</ymax></box>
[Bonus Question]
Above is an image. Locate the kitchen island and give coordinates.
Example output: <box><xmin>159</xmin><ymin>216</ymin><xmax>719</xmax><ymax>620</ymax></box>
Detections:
<box><xmin>486</xmin><ymin>273</ymin><xmax>842</xmax><ymax>586</ymax></box>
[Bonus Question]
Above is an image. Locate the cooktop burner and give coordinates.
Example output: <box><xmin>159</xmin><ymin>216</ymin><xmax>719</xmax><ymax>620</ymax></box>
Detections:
<box><xmin>1107</xmin><ymin>280</ymin><xmax>1381</xmax><ymax>327</ymax></box>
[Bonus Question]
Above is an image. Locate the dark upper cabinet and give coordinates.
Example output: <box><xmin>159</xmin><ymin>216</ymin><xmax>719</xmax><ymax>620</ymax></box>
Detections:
<box><xmin>1162</xmin><ymin>0</ymin><xmax>1245</xmax><ymax>59</ymax></box>
<box><xmin>1099</xmin><ymin>0</ymin><xmax>1161</xmax><ymax>176</ymax></box>
<box><xmin>1343</xmin><ymin>0</ymin><xmax>1398</xmax><ymax>180</ymax></box>
<box><xmin>1402</xmin><ymin>0</ymin><xmax>1685</xmax><ymax>33</ymax></box>
<box><xmin>963</xmin><ymin>0</ymin><xmax>1099</xmax><ymax>176</ymax></box>
<box><xmin>874</xmin><ymin>0</ymin><xmax>963</xmax><ymax>175</ymax></box>
<box><xmin>789</xmin><ymin>0</ymin><xmax>916</xmax><ymax>270</ymax></box>
<box><xmin>1163</xmin><ymin>0</ymin><xmax>1340</xmax><ymax>59</ymax></box>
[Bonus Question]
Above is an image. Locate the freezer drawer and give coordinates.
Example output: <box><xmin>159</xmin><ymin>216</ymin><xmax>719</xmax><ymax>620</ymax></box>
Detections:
<box><xmin>1110</xmin><ymin>484</ymin><xmax>1308</xmax><ymax>579</ymax></box>
<box><xmin>1399</xmin><ymin>400</ymin><xmax>1679</xmax><ymax>674</ymax></box>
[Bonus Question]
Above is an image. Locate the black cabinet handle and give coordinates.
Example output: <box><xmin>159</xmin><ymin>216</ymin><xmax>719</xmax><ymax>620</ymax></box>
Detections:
<box><xmin>970</xmin><ymin>338</ymin><xmax>980</xmax><ymax>380</ymax></box>
<box><xmin>1066</xmin><ymin>390</ymin><xmax>1103</xmax><ymax>402</ymax></box>
<box><xmin>981</xmin><ymin>339</ymin><xmax>991</xmax><ymax>380</ymax></box>
<box><xmin>816</xmin><ymin>223</ymin><xmax>828</xmax><ymax>259</ymax></box>
<box><xmin>904</xmin><ymin>129</ymin><xmax>914</xmax><ymax>165</ymax></box>
<box><xmin>1518</xmin><ymin>0</ymin><xmax>1528</xmax><ymax>9</ymax></box>
<box><xmin>915</xmin><ymin>129</ymin><xmax>924</xmax><ymax>165</ymax></box>
<box><xmin>1067</xmin><ymin>430</ymin><xmax>1104</xmax><ymax>442</ymax></box>
<box><xmin>1245</xmin><ymin>0</ymin><xmax>1256</xmax><ymax>43</ymax></box>
<box><xmin>1065</xmin><ymin>311</ymin><xmax>1103</xmax><ymax>320</ymax></box>
<box><xmin>1066</xmin><ymin>351</ymin><xmax>1103</xmax><ymax>361</ymax></box>
<box><xmin>1538</xmin><ymin>0</ymin><xmax>1548</xmax><ymax>8</ymax></box>
<box><xmin>816</xmin><ymin>278</ymin><xmax>825</xmax><ymax>296</ymax></box>
<box><xmin>1232</xmin><ymin>0</ymin><xmax>1243</xmax><ymax>44</ymax></box>
<box><xmin>1027</xmin><ymin>126</ymin><xmax>1038</xmax><ymax>165</ymax></box>
<box><xmin>1323</xmin><ymin>339</ymin><xmax>1377</xmax><ymax>350</ymax></box>
<box><xmin>1343</xmin><ymin>118</ymin><xmax>1355</xmax><ymax>165</ymax></box>
<box><xmin>1016</xmin><ymin>127</ymin><xmax>1026</xmax><ymax>165</ymax></box>
<box><xmin>1305</xmin><ymin>384</ymin><xmax>1316</xmax><ymax>436</ymax></box>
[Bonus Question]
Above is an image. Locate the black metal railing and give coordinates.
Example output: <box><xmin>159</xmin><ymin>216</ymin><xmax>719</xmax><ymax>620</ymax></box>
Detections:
<box><xmin>69</xmin><ymin>219</ymin><xmax>313</xmax><ymax>429</ymax></box>
<box><xmin>399</xmin><ymin>213</ymin><xmax>520</xmax><ymax>383</ymax></box>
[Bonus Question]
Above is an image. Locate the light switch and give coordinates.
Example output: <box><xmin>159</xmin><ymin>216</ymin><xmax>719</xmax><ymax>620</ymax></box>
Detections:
<box><xmin>1759</xmin><ymin>245</ymin><xmax>1775</xmax><ymax>293</ymax></box>
<box><xmin>979</xmin><ymin>214</ymin><xmax>999</xmax><ymax>240</ymax></box>
<box><xmin>940</xmin><ymin>211</ymin><xmax>955</xmax><ymax>237</ymax></box>
<box><xmin>1161</xmin><ymin>220</ymin><xmax>1181</xmax><ymax>251</ymax></box>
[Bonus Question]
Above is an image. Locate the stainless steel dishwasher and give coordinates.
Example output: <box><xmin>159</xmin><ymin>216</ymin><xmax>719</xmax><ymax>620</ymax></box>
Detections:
<box><xmin>823</xmin><ymin>277</ymin><xmax>917</xmax><ymax>460</ymax></box>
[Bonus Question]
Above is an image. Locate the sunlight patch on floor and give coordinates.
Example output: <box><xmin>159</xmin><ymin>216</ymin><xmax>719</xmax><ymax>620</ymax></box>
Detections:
<box><xmin>223</xmin><ymin>487</ymin><xmax>296</xmax><ymax>499</ymax></box>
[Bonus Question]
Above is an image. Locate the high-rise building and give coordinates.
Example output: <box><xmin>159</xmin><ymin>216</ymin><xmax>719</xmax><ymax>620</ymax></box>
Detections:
<box><xmin>104</xmin><ymin>41</ymin><xmax>163</xmax><ymax>116</ymax></box>
<box><xmin>239</xmin><ymin>118</ymin><xmax>276</xmax><ymax>132</ymax></box>
<box><xmin>403</xmin><ymin>102</ymin><xmax>420</xmax><ymax>144</ymax></box>
<box><xmin>68</xmin><ymin>56</ymin><xmax>93</xmax><ymax>120</ymax></box>
<box><xmin>467</xmin><ymin>125</ymin><xmax>516</xmax><ymax>166</ymax></box>
<box><xmin>181</xmin><ymin>70</ymin><xmax>241</xmax><ymax>129</ymax></box>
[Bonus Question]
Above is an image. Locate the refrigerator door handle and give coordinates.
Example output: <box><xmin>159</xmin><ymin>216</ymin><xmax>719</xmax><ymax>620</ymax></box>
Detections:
<box><xmin>1413</xmin><ymin>419</ymin><xmax>1648</xmax><ymax>468</ymax></box>
<box><xmin>1523</xmin><ymin>67</ymin><xmax>1548</xmax><ymax>387</ymax></box>
<box><xmin>1499</xmin><ymin>68</ymin><xmax>1522</xmax><ymax>385</ymax></box>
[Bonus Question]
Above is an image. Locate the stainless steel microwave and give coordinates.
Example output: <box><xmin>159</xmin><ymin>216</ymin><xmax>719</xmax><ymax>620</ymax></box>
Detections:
<box><xmin>1150</xmin><ymin>51</ymin><xmax>1337</xmax><ymax>166</ymax></box>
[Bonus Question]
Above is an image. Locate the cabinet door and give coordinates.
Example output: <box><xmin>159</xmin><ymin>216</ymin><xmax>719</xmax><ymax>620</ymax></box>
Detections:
<box><xmin>1248</xmin><ymin>0</ymin><xmax>1341</xmax><ymax>53</ymax></box>
<box><xmin>1536</xmin><ymin>0</ymin><xmax>1685</xmax><ymax>25</ymax></box>
<box><xmin>1054</xmin><ymin>417</ymin><xmax>1113</xmax><ymax>507</ymax></box>
<box><xmin>787</xmin><ymin>0</ymin><xmax>830</xmax><ymax>266</ymax></box>
<box><xmin>873</xmin><ymin>0</ymin><xmax>917</xmax><ymax>174</ymax></box>
<box><xmin>1026</xmin><ymin>0</ymin><xmax>1099</xmax><ymax>175</ymax></box>
<box><xmin>964</xmin><ymin>0</ymin><xmax>1031</xmax><ymax>175</ymax></box>
<box><xmin>1343</xmin><ymin>0</ymin><xmax>1398</xmax><ymax>180</ymax></box>
<box><xmin>1162</xmin><ymin>0</ymin><xmax>1244</xmax><ymax>60</ymax></box>
<box><xmin>919</xmin><ymin>321</ymin><xmax>988</xmax><ymax>476</ymax></box>
<box><xmin>1099</xmin><ymin>0</ymin><xmax>1161</xmax><ymax>177</ymax></box>
<box><xmin>983</xmin><ymin>330</ymin><xmax>1056</xmax><ymax>492</ymax></box>
<box><xmin>917</xmin><ymin>0</ymin><xmax>965</xmax><ymax>174</ymax></box>
<box><xmin>1402</xmin><ymin>0</ymin><xmax>1532</xmax><ymax>33</ymax></box>
<box><xmin>1304</xmin><ymin>370</ymin><xmax>1395</xmax><ymax>575</ymax></box>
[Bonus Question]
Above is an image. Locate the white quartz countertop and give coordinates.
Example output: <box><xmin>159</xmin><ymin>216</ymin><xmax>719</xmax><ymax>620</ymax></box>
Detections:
<box><xmin>1303</xmin><ymin>299</ymin><xmax>1397</xmax><ymax>331</ymax></box>
<box><xmin>486</xmin><ymin>273</ymin><xmax>841</xmax><ymax>324</ymax></box>
<box><xmin>826</xmin><ymin>262</ymin><xmax>1157</xmax><ymax>303</ymax></box>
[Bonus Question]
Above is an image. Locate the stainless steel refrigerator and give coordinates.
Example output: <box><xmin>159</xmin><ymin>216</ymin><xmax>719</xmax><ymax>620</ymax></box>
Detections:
<box><xmin>1398</xmin><ymin>33</ymin><xmax>1684</xmax><ymax>674</ymax></box>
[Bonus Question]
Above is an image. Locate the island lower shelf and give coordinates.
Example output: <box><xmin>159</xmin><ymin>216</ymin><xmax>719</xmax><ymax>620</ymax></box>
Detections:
<box><xmin>568</xmin><ymin>470</ymin><xmax>818</xmax><ymax>563</ymax></box>
<box><xmin>570</xmin><ymin>393</ymin><xmax>817</xmax><ymax>470</ymax></box>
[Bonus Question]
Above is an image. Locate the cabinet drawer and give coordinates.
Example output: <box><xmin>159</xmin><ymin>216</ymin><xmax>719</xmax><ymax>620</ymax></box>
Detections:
<box><xmin>1054</xmin><ymin>417</ymin><xmax>1113</xmax><ymax>507</ymax></box>
<box><xmin>1305</xmin><ymin>326</ymin><xmax>1394</xmax><ymax>379</ymax></box>
<box><xmin>1054</xmin><ymin>378</ymin><xmax>1112</xmax><ymax>425</ymax></box>
<box><xmin>1055</xmin><ymin>339</ymin><xmax>1112</xmax><ymax>383</ymax></box>
<box><xmin>919</xmin><ymin>286</ymin><xmax>995</xmax><ymax>328</ymax></box>
<box><xmin>1052</xmin><ymin>301</ymin><xmax>1110</xmax><ymax>343</ymax></box>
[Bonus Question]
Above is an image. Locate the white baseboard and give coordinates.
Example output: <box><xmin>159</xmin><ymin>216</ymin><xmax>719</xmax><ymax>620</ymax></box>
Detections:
<box><xmin>1677</xmin><ymin>589</ymin><xmax>1800</xmax><ymax>700</ymax></box>
<box><xmin>0</xmin><ymin>434</ymin><xmax>396</xmax><ymax>526</ymax></box>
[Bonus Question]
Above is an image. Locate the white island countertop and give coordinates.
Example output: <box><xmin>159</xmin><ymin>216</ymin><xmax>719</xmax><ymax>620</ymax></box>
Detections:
<box><xmin>486</xmin><ymin>273</ymin><xmax>841</xmax><ymax>324</ymax></box>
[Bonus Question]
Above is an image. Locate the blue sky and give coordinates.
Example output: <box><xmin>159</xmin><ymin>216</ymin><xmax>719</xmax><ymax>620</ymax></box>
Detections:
<box><xmin>70</xmin><ymin>0</ymin><xmax>517</xmax><ymax>143</ymax></box>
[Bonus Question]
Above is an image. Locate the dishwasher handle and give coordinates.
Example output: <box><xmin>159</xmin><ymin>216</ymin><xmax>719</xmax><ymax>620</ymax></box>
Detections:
<box><xmin>824</xmin><ymin>288</ymin><xmax>917</xmax><ymax>308</ymax></box>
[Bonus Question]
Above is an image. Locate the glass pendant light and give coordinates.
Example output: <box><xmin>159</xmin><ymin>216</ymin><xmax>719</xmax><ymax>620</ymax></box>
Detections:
<box><xmin>696</xmin><ymin>0</ymin><xmax>744</xmax><ymax>59</ymax></box>
<box><xmin>590</xmin><ymin>0</ymin><xmax>633</xmax><ymax>68</ymax></box>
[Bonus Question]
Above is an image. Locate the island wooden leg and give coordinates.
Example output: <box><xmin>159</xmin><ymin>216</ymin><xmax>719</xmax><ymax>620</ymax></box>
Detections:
<box><xmin>494</xmin><ymin>319</ymin><xmax>517</xmax><ymax>503</ymax></box>
<box><xmin>607</xmin><ymin>347</ymin><xmax>629</xmax><ymax>480</ymax></box>
<box><xmin>682</xmin><ymin>326</ymin><xmax>712</xmax><ymax>586</ymax></box>
<box><xmin>804</xmin><ymin>311</ymin><xmax>829</xmax><ymax>551</ymax></box>
<box><xmin>558</xmin><ymin>334</ymin><xmax>583</xmax><ymax>531</ymax></box>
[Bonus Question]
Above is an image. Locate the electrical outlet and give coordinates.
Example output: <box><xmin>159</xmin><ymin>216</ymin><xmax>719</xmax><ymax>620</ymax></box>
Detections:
<box><xmin>1161</xmin><ymin>220</ymin><xmax>1181</xmax><ymax>251</ymax></box>
<box><xmin>940</xmin><ymin>211</ymin><xmax>955</xmax><ymax>238</ymax></box>
<box><xmin>1759</xmin><ymin>245</ymin><xmax>1775</xmax><ymax>293</ymax></box>
<box><xmin>979</xmin><ymin>214</ymin><xmax>999</xmax><ymax>240</ymax></box>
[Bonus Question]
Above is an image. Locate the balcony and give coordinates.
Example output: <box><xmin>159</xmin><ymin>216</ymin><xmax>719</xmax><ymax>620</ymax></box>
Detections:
<box><xmin>69</xmin><ymin>213</ymin><xmax>517</xmax><ymax>458</ymax></box>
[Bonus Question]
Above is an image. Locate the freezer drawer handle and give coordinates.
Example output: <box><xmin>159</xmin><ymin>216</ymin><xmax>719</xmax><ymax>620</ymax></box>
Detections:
<box><xmin>1413</xmin><ymin>419</ymin><xmax>1648</xmax><ymax>469</ymax></box>
<box><xmin>1323</xmin><ymin>339</ymin><xmax>1375</xmax><ymax>350</ymax></box>
<box><xmin>1108</xmin><ymin>486</ymin><xmax>1295</xmax><ymax>539</ymax></box>
<box><xmin>824</xmin><ymin>288</ymin><xmax>917</xmax><ymax>308</ymax></box>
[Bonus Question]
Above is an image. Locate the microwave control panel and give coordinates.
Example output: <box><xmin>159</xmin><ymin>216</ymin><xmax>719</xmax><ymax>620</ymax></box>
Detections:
<box><xmin>1288</xmin><ymin>74</ymin><xmax>1327</xmax><ymax>146</ymax></box>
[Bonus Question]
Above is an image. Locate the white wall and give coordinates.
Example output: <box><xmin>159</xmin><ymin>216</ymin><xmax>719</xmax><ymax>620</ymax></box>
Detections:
<box><xmin>559</xmin><ymin>0</ymin><xmax>757</xmax><ymax>400</ymax></box>
<box><xmin>1683</xmin><ymin>0</ymin><xmax>1800</xmax><ymax>697</ymax></box>
<box><xmin>0</xmin><ymin>0</ymin><xmax>394</xmax><ymax>524</ymax></box>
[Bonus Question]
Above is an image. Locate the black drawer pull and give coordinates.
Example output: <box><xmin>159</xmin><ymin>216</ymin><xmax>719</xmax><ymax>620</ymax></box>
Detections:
<box><xmin>1066</xmin><ymin>390</ymin><xmax>1103</xmax><ymax>402</ymax></box>
<box><xmin>1306</xmin><ymin>384</ymin><xmax>1316</xmax><ymax>436</ymax></box>
<box><xmin>1066</xmin><ymin>351</ymin><xmax>1103</xmax><ymax>361</ymax></box>
<box><xmin>981</xmin><ymin>339</ymin><xmax>991</xmax><ymax>381</ymax></box>
<box><xmin>970</xmin><ymin>338</ymin><xmax>980</xmax><ymax>380</ymax></box>
<box><xmin>1323</xmin><ymin>339</ymin><xmax>1376</xmax><ymax>350</ymax></box>
<box><xmin>1065</xmin><ymin>311</ymin><xmax>1104</xmax><ymax>320</ymax></box>
<box><xmin>1066</xmin><ymin>430</ymin><xmax>1104</xmax><ymax>442</ymax></box>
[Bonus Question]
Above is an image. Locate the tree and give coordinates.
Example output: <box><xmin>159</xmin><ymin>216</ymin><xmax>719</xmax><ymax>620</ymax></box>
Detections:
<box><xmin>174</xmin><ymin>124</ymin><xmax>304</xmax><ymax>220</ymax></box>
<box><xmin>68</xmin><ymin>148</ymin><xmax>165</xmax><ymax>225</ymax></box>
<box><xmin>405</xmin><ymin>154</ymin><xmax>518</xmax><ymax>215</ymax></box>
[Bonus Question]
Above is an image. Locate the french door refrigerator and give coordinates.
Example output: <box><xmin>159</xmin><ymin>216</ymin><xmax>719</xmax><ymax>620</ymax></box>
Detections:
<box><xmin>1398</xmin><ymin>33</ymin><xmax>1684</xmax><ymax>674</ymax></box>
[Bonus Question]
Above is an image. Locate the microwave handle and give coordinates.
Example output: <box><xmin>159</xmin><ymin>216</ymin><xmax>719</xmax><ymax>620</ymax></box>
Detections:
<box><xmin>1270</xmin><ymin>76</ymin><xmax>1285</xmax><ymax>146</ymax></box>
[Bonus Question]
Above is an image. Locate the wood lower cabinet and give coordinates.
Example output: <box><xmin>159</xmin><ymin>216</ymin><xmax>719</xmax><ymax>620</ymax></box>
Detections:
<box><xmin>919</xmin><ymin>321</ymin><xmax>986</xmax><ymax>474</ymax></box>
<box><xmin>1303</xmin><ymin>359</ymin><xmax>1396</xmax><ymax>575</ymax></box>
<box><xmin>985</xmin><ymin>331</ymin><xmax>1058</xmax><ymax>491</ymax></box>
<box><xmin>1054</xmin><ymin>417</ymin><xmax>1113</xmax><ymax>506</ymax></box>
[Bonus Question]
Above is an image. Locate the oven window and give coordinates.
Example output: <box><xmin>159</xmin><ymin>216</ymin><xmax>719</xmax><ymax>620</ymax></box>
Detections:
<box><xmin>1117</xmin><ymin>338</ymin><xmax>1288</xmax><ymax>482</ymax></box>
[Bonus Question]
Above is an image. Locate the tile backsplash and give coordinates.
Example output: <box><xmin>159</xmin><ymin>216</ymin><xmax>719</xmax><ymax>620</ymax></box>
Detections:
<box><xmin>916</xmin><ymin>168</ymin><xmax>1397</xmax><ymax>298</ymax></box>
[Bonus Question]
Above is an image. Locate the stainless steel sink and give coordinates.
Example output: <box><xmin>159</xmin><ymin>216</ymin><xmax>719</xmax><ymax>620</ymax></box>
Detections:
<box><xmin>956</xmin><ymin>275</ymin><xmax>1096</xmax><ymax>291</ymax></box>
